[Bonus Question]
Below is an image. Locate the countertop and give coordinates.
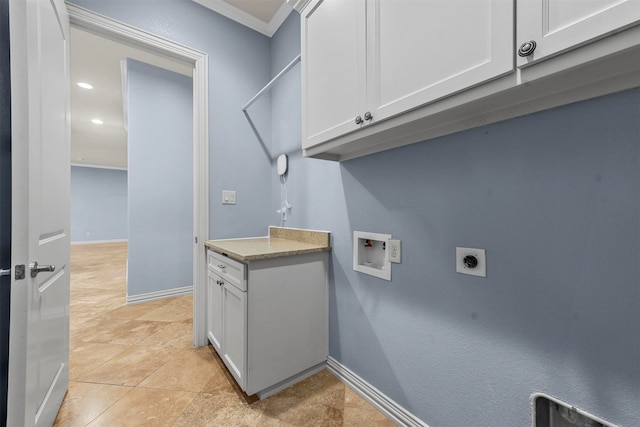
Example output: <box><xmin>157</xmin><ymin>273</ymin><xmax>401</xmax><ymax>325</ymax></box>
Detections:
<box><xmin>205</xmin><ymin>226</ymin><xmax>331</xmax><ymax>262</ymax></box>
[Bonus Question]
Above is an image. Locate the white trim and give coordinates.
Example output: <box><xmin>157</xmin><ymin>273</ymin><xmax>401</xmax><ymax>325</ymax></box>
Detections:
<box><xmin>327</xmin><ymin>357</ymin><xmax>429</xmax><ymax>427</ymax></box>
<box><xmin>67</xmin><ymin>3</ymin><xmax>210</xmax><ymax>348</ymax></box>
<box><xmin>286</xmin><ymin>0</ymin><xmax>312</xmax><ymax>13</ymax></box>
<box><xmin>126</xmin><ymin>285</ymin><xmax>193</xmax><ymax>305</ymax></box>
<box><xmin>530</xmin><ymin>393</ymin><xmax>619</xmax><ymax>427</ymax></box>
<box><xmin>192</xmin><ymin>0</ymin><xmax>292</xmax><ymax>37</ymax></box>
<box><xmin>71</xmin><ymin>239</ymin><xmax>127</xmax><ymax>245</ymax></box>
<box><xmin>70</xmin><ymin>163</ymin><xmax>128</xmax><ymax>171</ymax></box>
<box><xmin>267</xmin><ymin>2</ymin><xmax>294</xmax><ymax>36</ymax></box>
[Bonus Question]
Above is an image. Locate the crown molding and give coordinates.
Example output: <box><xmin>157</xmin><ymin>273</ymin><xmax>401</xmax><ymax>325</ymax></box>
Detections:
<box><xmin>286</xmin><ymin>0</ymin><xmax>312</xmax><ymax>13</ymax></box>
<box><xmin>193</xmin><ymin>0</ymin><xmax>293</xmax><ymax>37</ymax></box>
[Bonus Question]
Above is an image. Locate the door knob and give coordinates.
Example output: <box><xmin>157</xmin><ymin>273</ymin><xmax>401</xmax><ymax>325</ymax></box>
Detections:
<box><xmin>29</xmin><ymin>262</ymin><xmax>55</xmax><ymax>278</ymax></box>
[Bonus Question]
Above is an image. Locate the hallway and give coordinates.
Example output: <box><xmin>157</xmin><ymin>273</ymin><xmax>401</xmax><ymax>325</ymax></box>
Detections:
<box><xmin>54</xmin><ymin>242</ymin><xmax>393</xmax><ymax>426</ymax></box>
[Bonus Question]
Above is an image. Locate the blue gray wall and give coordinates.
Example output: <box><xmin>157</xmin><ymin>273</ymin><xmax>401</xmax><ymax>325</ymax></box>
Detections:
<box><xmin>70</xmin><ymin>166</ymin><xmax>128</xmax><ymax>242</ymax></box>
<box><xmin>270</xmin><ymin>14</ymin><xmax>639</xmax><ymax>427</ymax></box>
<box><xmin>69</xmin><ymin>0</ymin><xmax>273</xmax><ymax>240</ymax></box>
<box><xmin>126</xmin><ymin>59</ymin><xmax>193</xmax><ymax>297</ymax></box>
<box><xmin>0</xmin><ymin>0</ymin><xmax>10</xmax><ymax>422</ymax></box>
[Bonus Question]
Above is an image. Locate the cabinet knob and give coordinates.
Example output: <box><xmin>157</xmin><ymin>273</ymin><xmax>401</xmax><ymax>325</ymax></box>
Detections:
<box><xmin>518</xmin><ymin>40</ymin><xmax>537</xmax><ymax>57</ymax></box>
<box><xmin>364</xmin><ymin>111</ymin><xmax>373</xmax><ymax>121</ymax></box>
<box><xmin>355</xmin><ymin>115</ymin><xmax>363</xmax><ymax>125</ymax></box>
<box><xmin>217</xmin><ymin>264</ymin><xmax>226</xmax><ymax>270</ymax></box>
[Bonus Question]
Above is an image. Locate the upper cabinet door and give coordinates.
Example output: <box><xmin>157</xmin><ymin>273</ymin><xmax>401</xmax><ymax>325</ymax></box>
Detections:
<box><xmin>368</xmin><ymin>0</ymin><xmax>514</xmax><ymax>122</ymax></box>
<box><xmin>302</xmin><ymin>0</ymin><xmax>367</xmax><ymax>149</ymax></box>
<box><xmin>517</xmin><ymin>0</ymin><xmax>640</xmax><ymax>67</ymax></box>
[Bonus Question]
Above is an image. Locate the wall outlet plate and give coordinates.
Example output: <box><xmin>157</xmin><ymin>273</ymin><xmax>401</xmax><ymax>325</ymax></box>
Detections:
<box><xmin>456</xmin><ymin>247</ymin><xmax>486</xmax><ymax>277</ymax></box>
<box><xmin>388</xmin><ymin>239</ymin><xmax>401</xmax><ymax>263</ymax></box>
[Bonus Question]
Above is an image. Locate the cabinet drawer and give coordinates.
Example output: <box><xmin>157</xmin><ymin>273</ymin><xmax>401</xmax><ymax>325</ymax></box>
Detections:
<box><xmin>207</xmin><ymin>250</ymin><xmax>246</xmax><ymax>291</ymax></box>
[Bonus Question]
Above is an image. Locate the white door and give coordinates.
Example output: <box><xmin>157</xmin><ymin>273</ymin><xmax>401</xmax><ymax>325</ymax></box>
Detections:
<box><xmin>517</xmin><ymin>0</ymin><xmax>640</xmax><ymax>67</ymax></box>
<box><xmin>369</xmin><ymin>0</ymin><xmax>513</xmax><ymax>121</ymax></box>
<box><xmin>207</xmin><ymin>270</ymin><xmax>223</xmax><ymax>352</ymax></box>
<box><xmin>8</xmin><ymin>0</ymin><xmax>70</xmax><ymax>426</ymax></box>
<box><xmin>302</xmin><ymin>0</ymin><xmax>367</xmax><ymax>149</ymax></box>
<box><xmin>222</xmin><ymin>281</ymin><xmax>246</xmax><ymax>391</ymax></box>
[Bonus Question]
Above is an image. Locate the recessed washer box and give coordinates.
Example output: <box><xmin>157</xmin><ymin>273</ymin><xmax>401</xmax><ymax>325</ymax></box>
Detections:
<box><xmin>353</xmin><ymin>231</ymin><xmax>391</xmax><ymax>281</ymax></box>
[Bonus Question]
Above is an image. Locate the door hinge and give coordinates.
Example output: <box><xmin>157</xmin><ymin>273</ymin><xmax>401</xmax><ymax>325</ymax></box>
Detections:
<box><xmin>15</xmin><ymin>265</ymin><xmax>25</xmax><ymax>280</ymax></box>
<box><xmin>195</xmin><ymin>236</ymin><xmax>198</xmax><ymax>244</ymax></box>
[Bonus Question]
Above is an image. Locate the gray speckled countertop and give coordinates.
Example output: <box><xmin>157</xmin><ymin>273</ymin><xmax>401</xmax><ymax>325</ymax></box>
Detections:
<box><xmin>205</xmin><ymin>226</ymin><xmax>331</xmax><ymax>262</ymax></box>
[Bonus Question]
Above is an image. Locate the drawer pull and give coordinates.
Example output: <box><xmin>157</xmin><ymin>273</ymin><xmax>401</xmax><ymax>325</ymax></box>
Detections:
<box><xmin>217</xmin><ymin>264</ymin><xmax>226</xmax><ymax>270</ymax></box>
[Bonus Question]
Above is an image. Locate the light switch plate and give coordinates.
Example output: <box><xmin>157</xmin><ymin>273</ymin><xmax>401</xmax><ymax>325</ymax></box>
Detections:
<box><xmin>456</xmin><ymin>247</ymin><xmax>486</xmax><ymax>277</ymax></box>
<box><xmin>222</xmin><ymin>190</ymin><xmax>236</xmax><ymax>205</ymax></box>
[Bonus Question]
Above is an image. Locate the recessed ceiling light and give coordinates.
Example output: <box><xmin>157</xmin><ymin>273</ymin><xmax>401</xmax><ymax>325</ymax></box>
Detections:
<box><xmin>91</xmin><ymin>119</ymin><xmax>104</xmax><ymax>125</ymax></box>
<box><xmin>77</xmin><ymin>82</ymin><xmax>94</xmax><ymax>89</ymax></box>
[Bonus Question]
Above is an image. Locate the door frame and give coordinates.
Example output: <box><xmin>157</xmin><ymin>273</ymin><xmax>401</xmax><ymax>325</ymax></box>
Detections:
<box><xmin>67</xmin><ymin>4</ymin><xmax>210</xmax><ymax>347</ymax></box>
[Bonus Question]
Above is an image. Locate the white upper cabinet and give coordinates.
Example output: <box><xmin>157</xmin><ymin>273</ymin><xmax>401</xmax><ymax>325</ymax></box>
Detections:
<box><xmin>301</xmin><ymin>0</ymin><xmax>640</xmax><ymax>161</ymax></box>
<box><xmin>517</xmin><ymin>0</ymin><xmax>640</xmax><ymax>67</ymax></box>
<box><xmin>302</xmin><ymin>0</ymin><xmax>513</xmax><ymax>150</ymax></box>
<box><xmin>369</xmin><ymin>0</ymin><xmax>513</xmax><ymax>122</ymax></box>
<box><xmin>302</xmin><ymin>0</ymin><xmax>366</xmax><ymax>148</ymax></box>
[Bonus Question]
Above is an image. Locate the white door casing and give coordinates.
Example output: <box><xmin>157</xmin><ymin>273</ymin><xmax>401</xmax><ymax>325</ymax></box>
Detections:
<box><xmin>8</xmin><ymin>0</ymin><xmax>71</xmax><ymax>425</ymax></box>
<box><xmin>66</xmin><ymin>5</ymin><xmax>210</xmax><ymax>348</ymax></box>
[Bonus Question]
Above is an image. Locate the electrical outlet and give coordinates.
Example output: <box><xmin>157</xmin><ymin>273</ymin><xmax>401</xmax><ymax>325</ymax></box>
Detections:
<box><xmin>456</xmin><ymin>247</ymin><xmax>486</xmax><ymax>277</ymax></box>
<box><xmin>222</xmin><ymin>190</ymin><xmax>236</xmax><ymax>205</ymax></box>
<box><xmin>388</xmin><ymin>239</ymin><xmax>401</xmax><ymax>263</ymax></box>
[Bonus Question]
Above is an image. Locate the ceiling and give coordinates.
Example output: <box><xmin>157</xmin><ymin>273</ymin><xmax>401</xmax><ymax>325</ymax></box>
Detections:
<box><xmin>70</xmin><ymin>0</ymin><xmax>290</xmax><ymax>170</ymax></box>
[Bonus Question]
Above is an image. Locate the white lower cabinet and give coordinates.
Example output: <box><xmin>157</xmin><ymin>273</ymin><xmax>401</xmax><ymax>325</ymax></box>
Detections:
<box><xmin>206</xmin><ymin>249</ymin><xmax>328</xmax><ymax>398</ymax></box>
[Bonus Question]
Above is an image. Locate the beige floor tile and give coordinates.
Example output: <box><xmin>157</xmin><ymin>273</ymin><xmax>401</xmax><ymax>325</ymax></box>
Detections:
<box><xmin>71</xmin><ymin>297</ymin><xmax>127</xmax><ymax>320</ymax></box>
<box><xmin>275</xmin><ymin>370</ymin><xmax>345</xmax><ymax>408</ymax></box>
<box><xmin>343</xmin><ymin>407</ymin><xmax>396</xmax><ymax>426</ymax></box>
<box><xmin>139</xmin><ymin>347</ymin><xmax>220</xmax><ymax>392</ymax></box>
<box><xmin>86</xmin><ymin>387</ymin><xmax>196</xmax><ymax>427</ymax></box>
<box><xmin>69</xmin><ymin>342</ymin><xmax>131</xmax><ymax>381</ymax></box>
<box><xmin>107</xmin><ymin>320</ymin><xmax>171</xmax><ymax>345</ymax></box>
<box><xmin>53</xmin><ymin>381</ymin><xmax>132</xmax><ymax>427</ymax></box>
<box><xmin>139</xmin><ymin>319</ymin><xmax>194</xmax><ymax>348</ymax></box>
<box><xmin>201</xmin><ymin>362</ymin><xmax>238</xmax><ymax>396</ymax></box>
<box><xmin>70</xmin><ymin>317</ymin><xmax>132</xmax><ymax>343</ymax></box>
<box><xmin>173</xmin><ymin>393</ymin><xmax>262</xmax><ymax>427</ymax></box>
<box><xmin>101</xmin><ymin>299</ymin><xmax>172</xmax><ymax>320</ymax></box>
<box><xmin>136</xmin><ymin>296</ymin><xmax>193</xmax><ymax>322</ymax></box>
<box><xmin>77</xmin><ymin>346</ymin><xmax>180</xmax><ymax>386</ymax></box>
<box><xmin>256</xmin><ymin>395</ymin><xmax>344</xmax><ymax>427</ymax></box>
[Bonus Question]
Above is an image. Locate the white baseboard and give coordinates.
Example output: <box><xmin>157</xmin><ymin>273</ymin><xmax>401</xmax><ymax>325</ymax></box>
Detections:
<box><xmin>327</xmin><ymin>357</ymin><xmax>429</xmax><ymax>427</ymax></box>
<box><xmin>71</xmin><ymin>239</ymin><xmax>128</xmax><ymax>245</ymax></box>
<box><xmin>126</xmin><ymin>285</ymin><xmax>193</xmax><ymax>305</ymax></box>
<box><xmin>256</xmin><ymin>362</ymin><xmax>326</xmax><ymax>400</ymax></box>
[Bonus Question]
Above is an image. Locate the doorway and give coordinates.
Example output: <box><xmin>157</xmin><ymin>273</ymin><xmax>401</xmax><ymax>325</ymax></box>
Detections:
<box><xmin>68</xmin><ymin>4</ymin><xmax>210</xmax><ymax>346</ymax></box>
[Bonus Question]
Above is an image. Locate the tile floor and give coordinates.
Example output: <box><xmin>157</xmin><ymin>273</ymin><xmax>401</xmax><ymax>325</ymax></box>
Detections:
<box><xmin>54</xmin><ymin>242</ymin><xmax>395</xmax><ymax>426</ymax></box>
